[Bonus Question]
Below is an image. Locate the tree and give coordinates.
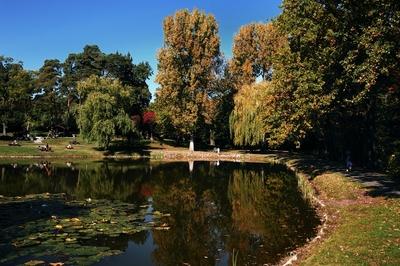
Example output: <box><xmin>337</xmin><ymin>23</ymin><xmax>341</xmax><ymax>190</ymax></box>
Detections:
<box><xmin>230</xmin><ymin>22</ymin><xmax>285</xmax><ymax>87</ymax></box>
<box><xmin>63</xmin><ymin>46</ymin><xmax>152</xmax><ymax>133</ymax></box>
<box><xmin>155</xmin><ymin>9</ymin><xmax>222</xmax><ymax>151</ymax></box>
<box><xmin>77</xmin><ymin>76</ymin><xmax>134</xmax><ymax>149</ymax></box>
<box><xmin>143</xmin><ymin>111</ymin><xmax>156</xmax><ymax>140</ymax></box>
<box><xmin>62</xmin><ymin>45</ymin><xmax>105</xmax><ymax>133</ymax></box>
<box><xmin>226</xmin><ymin>0</ymin><xmax>400</xmax><ymax>169</ymax></box>
<box><xmin>267</xmin><ymin>0</ymin><xmax>400</xmax><ymax>165</ymax></box>
<box><xmin>0</xmin><ymin>56</ymin><xmax>34</xmax><ymax>135</ymax></box>
<box><xmin>229</xmin><ymin>82</ymin><xmax>272</xmax><ymax>146</ymax></box>
<box><xmin>32</xmin><ymin>59</ymin><xmax>63</xmax><ymax>131</ymax></box>
<box><xmin>229</xmin><ymin>22</ymin><xmax>286</xmax><ymax>147</ymax></box>
<box><xmin>105</xmin><ymin>53</ymin><xmax>152</xmax><ymax>114</ymax></box>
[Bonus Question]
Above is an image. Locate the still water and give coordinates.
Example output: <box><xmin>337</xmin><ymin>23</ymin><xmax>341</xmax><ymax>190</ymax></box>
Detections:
<box><xmin>0</xmin><ymin>160</ymin><xmax>319</xmax><ymax>265</ymax></box>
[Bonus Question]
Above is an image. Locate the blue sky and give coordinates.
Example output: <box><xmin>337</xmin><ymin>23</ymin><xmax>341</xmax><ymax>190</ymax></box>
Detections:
<box><xmin>0</xmin><ymin>0</ymin><xmax>282</xmax><ymax>95</ymax></box>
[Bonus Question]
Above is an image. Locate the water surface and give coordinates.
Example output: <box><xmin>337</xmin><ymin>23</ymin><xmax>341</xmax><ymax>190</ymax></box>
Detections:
<box><xmin>0</xmin><ymin>160</ymin><xmax>319</xmax><ymax>265</ymax></box>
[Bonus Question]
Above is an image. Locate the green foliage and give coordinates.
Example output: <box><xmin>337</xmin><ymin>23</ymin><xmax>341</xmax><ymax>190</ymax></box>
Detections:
<box><xmin>77</xmin><ymin>76</ymin><xmax>134</xmax><ymax>148</ymax></box>
<box><xmin>63</xmin><ymin>45</ymin><xmax>152</xmax><ymax>133</ymax></box>
<box><xmin>32</xmin><ymin>59</ymin><xmax>63</xmax><ymax>130</ymax></box>
<box><xmin>229</xmin><ymin>0</ymin><xmax>400</xmax><ymax>169</ymax></box>
<box><xmin>271</xmin><ymin>0</ymin><xmax>400</xmax><ymax>162</ymax></box>
<box><xmin>1</xmin><ymin>44</ymin><xmax>151</xmax><ymax>138</ymax></box>
<box><xmin>0</xmin><ymin>56</ymin><xmax>34</xmax><ymax>133</ymax></box>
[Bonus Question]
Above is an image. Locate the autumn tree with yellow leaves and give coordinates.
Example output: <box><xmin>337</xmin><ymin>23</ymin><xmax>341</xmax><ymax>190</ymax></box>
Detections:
<box><xmin>154</xmin><ymin>9</ymin><xmax>222</xmax><ymax>151</ymax></box>
<box><xmin>229</xmin><ymin>22</ymin><xmax>285</xmax><ymax>147</ymax></box>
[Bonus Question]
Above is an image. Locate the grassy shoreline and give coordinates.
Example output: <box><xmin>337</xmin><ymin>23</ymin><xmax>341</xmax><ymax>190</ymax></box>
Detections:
<box><xmin>1</xmin><ymin>139</ymin><xmax>399</xmax><ymax>265</ymax></box>
<box><xmin>284</xmin><ymin>171</ymin><xmax>399</xmax><ymax>265</ymax></box>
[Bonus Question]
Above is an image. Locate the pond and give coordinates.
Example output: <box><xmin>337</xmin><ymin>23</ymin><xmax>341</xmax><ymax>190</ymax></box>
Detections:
<box><xmin>0</xmin><ymin>160</ymin><xmax>320</xmax><ymax>265</ymax></box>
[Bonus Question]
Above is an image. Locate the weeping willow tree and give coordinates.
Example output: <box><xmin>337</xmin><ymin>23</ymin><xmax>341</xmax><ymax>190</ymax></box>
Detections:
<box><xmin>229</xmin><ymin>21</ymin><xmax>286</xmax><ymax>147</ymax></box>
<box><xmin>77</xmin><ymin>75</ymin><xmax>134</xmax><ymax>149</ymax></box>
<box><xmin>229</xmin><ymin>81</ymin><xmax>272</xmax><ymax>146</ymax></box>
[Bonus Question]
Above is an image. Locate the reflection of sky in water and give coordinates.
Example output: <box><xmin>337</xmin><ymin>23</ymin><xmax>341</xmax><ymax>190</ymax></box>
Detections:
<box><xmin>0</xmin><ymin>160</ymin><xmax>319</xmax><ymax>265</ymax></box>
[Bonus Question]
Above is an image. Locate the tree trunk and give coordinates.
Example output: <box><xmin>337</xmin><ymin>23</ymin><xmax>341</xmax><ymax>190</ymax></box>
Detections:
<box><xmin>209</xmin><ymin>129</ymin><xmax>215</xmax><ymax>146</ymax></box>
<box><xmin>189</xmin><ymin>134</ymin><xmax>195</xmax><ymax>152</ymax></box>
<box><xmin>2</xmin><ymin>123</ymin><xmax>6</xmax><ymax>136</ymax></box>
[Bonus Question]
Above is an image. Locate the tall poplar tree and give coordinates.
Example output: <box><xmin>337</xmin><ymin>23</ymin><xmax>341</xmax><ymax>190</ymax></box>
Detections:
<box><xmin>230</xmin><ymin>22</ymin><xmax>284</xmax><ymax>87</ymax></box>
<box><xmin>155</xmin><ymin>9</ymin><xmax>221</xmax><ymax>151</ymax></box>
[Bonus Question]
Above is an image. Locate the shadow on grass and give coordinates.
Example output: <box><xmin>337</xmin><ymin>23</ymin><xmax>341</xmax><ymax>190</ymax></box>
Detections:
<box><xmin>98</xmin><ymin>139</ymin><xmax>219</xmax><ymax>155</ymax></box>
<box><xmin>94</xmin><ymin>140</ymin><xmax>152</xmax><ymax>157</ymax></box>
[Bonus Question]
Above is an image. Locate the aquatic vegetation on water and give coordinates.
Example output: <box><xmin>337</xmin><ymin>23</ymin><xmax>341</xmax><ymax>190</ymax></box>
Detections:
<box><xmin>0</xmin><ymin>193</ymin><xmax>170</xmax><ymax>265</ymax></box>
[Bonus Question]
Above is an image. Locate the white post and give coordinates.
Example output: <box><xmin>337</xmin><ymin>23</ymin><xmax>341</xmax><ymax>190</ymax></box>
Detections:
<box><xmin>189</xmin><ymin>134</ymin><xmax>194</xmax><ymax>152</ymax></box>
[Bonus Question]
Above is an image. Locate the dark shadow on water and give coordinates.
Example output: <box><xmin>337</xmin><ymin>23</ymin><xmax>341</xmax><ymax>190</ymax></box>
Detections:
<box><xmin>0</xmin><ymin>198</ymin><xmax>90</xmax><ymax>229</ymax></box>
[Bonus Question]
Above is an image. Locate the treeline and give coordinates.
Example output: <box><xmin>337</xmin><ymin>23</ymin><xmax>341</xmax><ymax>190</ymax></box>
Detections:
<box><xmin>0</xmin><ymin>45</ymin><xmax>152</xmax><ymax>146</ymax></box>
<box><xmin>1</xmin><ymin>1</ymin><xmax>399</xmax><ymax>173</ymax></box>
<box><xmin>153</xmin><ymin>1</ymin><xmax>399</xmax><ymax>172</ymax></box>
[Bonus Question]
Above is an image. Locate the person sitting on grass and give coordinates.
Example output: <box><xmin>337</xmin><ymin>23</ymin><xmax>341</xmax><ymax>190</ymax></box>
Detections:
<box><xmin>8</xmin><ymin>140</ymin><xmax>20</xmax><ymax>146</ymax></box>
<box><xmin>38</xmin><ymin>143</ymin><xmax>52</xmax><ymax>152</ymax></box>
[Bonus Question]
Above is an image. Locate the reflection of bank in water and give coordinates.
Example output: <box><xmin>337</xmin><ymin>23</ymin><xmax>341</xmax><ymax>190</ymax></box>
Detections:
<box><xmin>227</xmin><ymin>167</ymin><xmax>320</xmax><ymax>264</ymax></box>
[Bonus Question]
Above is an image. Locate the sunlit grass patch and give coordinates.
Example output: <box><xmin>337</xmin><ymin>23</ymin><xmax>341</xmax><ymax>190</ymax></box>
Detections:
<box><xmin>313</xmin><ymin>173</ymin><xmax>363</xmax><ymax>200</ymax></box>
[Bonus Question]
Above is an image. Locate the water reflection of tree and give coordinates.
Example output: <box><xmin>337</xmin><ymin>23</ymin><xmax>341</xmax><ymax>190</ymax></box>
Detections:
<box><xmin>0</xmin><ymin>161</ymin><xmax>319</xmax><ymax>265</ymax></box>
<box><xmin>226</xmin><ymin>167</ymin><xmax>319</xmax><ymax>265</ymax></box>
<box><xmin>0</xmin><ymin>162</ymin><xmax>149</xmax><ymax>203</ymax></box>
<box><xmin>150</xmin><ymin>164</ymin><xmax>229</xmax><ymax>266</ymax></box>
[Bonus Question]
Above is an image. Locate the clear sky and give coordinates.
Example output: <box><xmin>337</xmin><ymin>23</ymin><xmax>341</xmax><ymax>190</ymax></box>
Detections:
<box><xmin>0</xmin><ymin>0</ymin><xmax>282</xmax><ymax>95</ymax></box>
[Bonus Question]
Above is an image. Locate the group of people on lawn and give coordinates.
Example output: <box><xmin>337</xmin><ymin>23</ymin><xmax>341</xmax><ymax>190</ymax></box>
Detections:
<box><xmin>8</xmin><ymin>138</ymin><xmax>77</xmax><ymax>152</ymax></box>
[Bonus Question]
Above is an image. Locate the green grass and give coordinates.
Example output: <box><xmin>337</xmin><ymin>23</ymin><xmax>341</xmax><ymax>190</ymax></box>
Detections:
<box><xmin>0</xmin><ymin>138</ymin><xmax>102</xmax><ymax>157</ymax></box>
<box><xmin>299</xmin><ymin>170</ymin><xmax>400</xmax><ymax>265</ymax></box>
<box><xmin>0</xmin><ymin>137</ymin><xmax>187</xmax><ymax>158</ymax></box>
<box><xmin>302</xmin><ymin>200</ymin><xmax>400</xmax><ymax>265</ymax></box>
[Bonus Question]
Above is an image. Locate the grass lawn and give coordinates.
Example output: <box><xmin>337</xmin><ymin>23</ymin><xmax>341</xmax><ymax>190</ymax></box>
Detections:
<box><xmin>0</xmin><ymin>137</ymin><xmax>188</xmax><ymax>158</ymax></box>
<box><xmin>0</xmin><ymin>138</ymin><xmax>103</xmax><ymax>157</ymax></box>
<box><xmin>301</xmin><ymin>172</ymin><xmax>400</xmax><ymax>265</ymax></box>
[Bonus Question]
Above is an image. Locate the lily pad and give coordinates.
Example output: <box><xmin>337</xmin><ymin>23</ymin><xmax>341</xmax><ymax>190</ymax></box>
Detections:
<box><xmin>0</xmin><ymin>193</ymin><xmax>169</xmax><ymax>265</ymax></box>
